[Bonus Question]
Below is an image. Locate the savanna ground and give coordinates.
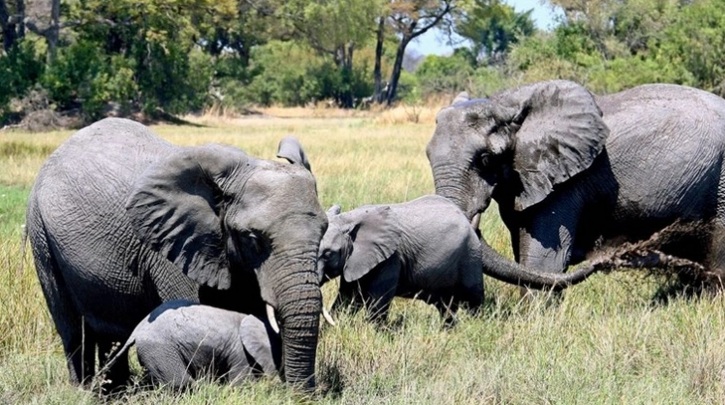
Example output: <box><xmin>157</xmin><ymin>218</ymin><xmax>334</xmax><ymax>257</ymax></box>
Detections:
<box><xmin>1</xmin><ymin>105</ymin><xmax>725</xmax><ymax>404</ymax></box>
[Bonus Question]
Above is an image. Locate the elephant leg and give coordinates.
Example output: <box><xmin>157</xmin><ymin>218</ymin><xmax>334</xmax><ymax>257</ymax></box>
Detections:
<box><xmin>137</xmin><ymin>345</ymin><xmax>195</xmax><ymax>390</ymax></box>
<box><xmin>704</xmin><ymin>221</ymin><xmax>725</xmax><ymax>284</ymax></box>
<box><xmin>333</xmin><ymin>279</ymin><xmax>365</xmax><ymax>315</ymax></box>
<box><xmin>62</xmin><ymin>316</ymin><xmax>97</xmax><ymax>386</ymax></box>
<box><xmin>459</xmin><ymin>253</ymin><xmax>485</xmax><ymax>316</ymax></box>
<box><xmin>434</xmin><ymin>296</ymin><xmax>460</xmax><ymax>327</ymax></box>
<box><xmin>54</xmin><ymin>298</ymin><xmax>97</xmax><ymax>385</ymax></box>
<box><xmin>361</xmin><ymin>261</ymin><xmax>400</xmax><ymax>323</ymax></box>
<box><xmin>98</xmin><ymin>339</ymin><xmax>130</xmax><ymax>392</ymax></box>
<box><xmin>31</xmin><ymin>235</ymin><xmax>97</xmax><ymax>385</ymax></box>
<box><xmin>515</xmin><ymin>196</ymin><xmax>582</xmax><ymax>297</ymax></box>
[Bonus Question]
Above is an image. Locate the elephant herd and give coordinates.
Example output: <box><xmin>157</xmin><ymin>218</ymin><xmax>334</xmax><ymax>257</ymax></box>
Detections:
<box><xmin>25</xmin><ymin>79</ymin><xmax>725</xmax><ymax>392</ymax></box>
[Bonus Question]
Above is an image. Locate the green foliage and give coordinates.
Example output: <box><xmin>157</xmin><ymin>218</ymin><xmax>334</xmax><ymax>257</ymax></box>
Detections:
<box><xmin>3</xmin><ymin>0</ymin><xmax>725</xmax><ymax>119</ymax></box>
<box><xmin>41</xmin><ymin>40</ymin><xmax>106</xmax><ymax>116</ymax></box>
<box><xmin>415</xmin><ymin>52</ymin><xmax>475</xmax><ymax>97</ymax></box>
<box><xmin>454</xmin><ymin>0</ymin><xmax>536</xmax><ymax>64</ymax></box>
<box><xmin>658</xmin><ymin>0</ymin><xmax>725</xmax><ymax>95</ymax></box>
<box><xmin>244</xmin><ymin>40</ymin><xmax>373</xmax><ymax>107</ymax></box>
<box><xmin>0</xmin><ymin>41</ymin><xmax>44</xmax><ymax>118</ymax></box>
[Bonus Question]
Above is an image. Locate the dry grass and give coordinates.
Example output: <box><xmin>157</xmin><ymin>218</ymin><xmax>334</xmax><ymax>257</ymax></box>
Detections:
<box><xmin>1</xmin><ymin>112</ymin><xmax>725</xmax><ymax>404</ymax></box>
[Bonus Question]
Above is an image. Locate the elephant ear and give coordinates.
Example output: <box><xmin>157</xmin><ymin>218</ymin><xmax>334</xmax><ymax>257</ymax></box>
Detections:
<box><xmin>126</xmin><ymin>144</ymin><xmax>249</xmax><ymax>290</ymax></box>
<box><xmin>327</xmin><ymin>204</ymin><xmax>342</xmax><ymax>216</ymax></box>
<box><xmin>452</xmin><ymin>91</ymin><xmax>470</xmax><ymax>105</ymax></box>
<box><xmin>241</xmin><ymin>315</ymin><xmax>280</xmax><ymax>374</ymax></box>
<box><xmin>276</xmin><ymin>136</ymin><xmax>311</xmax><ymax>171</ymax></box>
<box><xmin>493</xmin><ymin>80</ymin><xmax>609</xmax><ymax>211</ymax></box>
<box><xmin>342</xmin><ymin>206</ymin><xmax>401</xmax><ymax>282</ymax></box>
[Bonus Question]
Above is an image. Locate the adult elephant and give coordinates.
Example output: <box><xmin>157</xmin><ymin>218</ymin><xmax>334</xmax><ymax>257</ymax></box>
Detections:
<box><xmin>26</xmin><ymin>118</ymin><xmax>327</xmax><ymax>390</ymax></box>
<box><xmin>427</xmin><ymin>80</ymin><xmax>725</xmax><ymax>283</ymax></box>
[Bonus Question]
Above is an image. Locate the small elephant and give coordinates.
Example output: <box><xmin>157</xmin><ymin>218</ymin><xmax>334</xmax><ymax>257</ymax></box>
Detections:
<box><xmin>101</xmin><ymin>300</ymin><xmax>281</xmax><ymax>390</ymax></box>
<box><xmin>317</xmin><ymin>195</ymin><xmax>484</xmax><ymax>324</ymax></box>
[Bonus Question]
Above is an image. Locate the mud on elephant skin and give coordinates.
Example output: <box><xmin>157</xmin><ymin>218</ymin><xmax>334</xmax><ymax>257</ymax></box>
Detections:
<box><xmin>316</xmin><ymin>195</ymin><xmax>484</xmax><ymax>325</ymax></box>
<box><xmin>26</xmin><ymin>118</ymin><xmax>327</xmax><ymax>391</ymax></box>
<box><xmin>99</xmin><ymin>300</ymin><xmax>281</xmax><ymax>391</ymax></box>
<box><xmin>427</xmin><ymin>80</ymin><xmax>725</xmax><ymax>287</ymax></box>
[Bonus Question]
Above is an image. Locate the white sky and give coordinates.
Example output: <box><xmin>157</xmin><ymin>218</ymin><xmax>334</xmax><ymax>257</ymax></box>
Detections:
<box><xmin>409</xmin><ymin>0</ymin><xmax>563</xmax><ymax>56</ymax></box>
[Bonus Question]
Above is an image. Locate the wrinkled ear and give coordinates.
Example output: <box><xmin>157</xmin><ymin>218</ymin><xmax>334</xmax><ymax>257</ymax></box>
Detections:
<box><xmin>126</xmin><ymin>144</ymin><xmax>249</xmax><ymax>289</ymax></box>
<box><xmin>327</xmin><ymin>204</ymin><xmax>341</xmax><ymax>216</ymax></box>
<box><xmin>342</xmin><ymin>206</ymin><xmax>401</xmax><ymax>282</ymax></box>
<box><xmin>276</xmin><ymin>136</ymin><xmax>311</xmax><ymax>171</ymax></box>
<box><xmin>493</xmin><ymin>80</ymin><xmax>609</xmax><ymax>211</ymax></box>
<box><xmin>452</xmin><ymin>91</ymin><xmax>469</xmax><ymax>105</ymax></box>
<box><xmin>241</xmin><ymin>315</ymin><xmax>281</xmax><ymax>374</ymax></box>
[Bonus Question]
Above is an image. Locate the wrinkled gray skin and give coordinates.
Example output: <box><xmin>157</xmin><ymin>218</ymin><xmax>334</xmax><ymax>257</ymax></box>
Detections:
<box><xmin>26</xmin><ymin>118</ymin><xmax>326</xmax><ymax>391</ymax></box>
<box><xmin>428</xmin><ymin>80</ymin><xmax>725</xmax><ymax>283</ymax></box>
<box><xmin>317</xmin><ymin>195</ymin><xmax>484</xmax><ymax>323</ymax></box>
<box><xmin>102</xmin><ymin>300</ymin><xmax>281</xmax><ymax>390</ymax></box>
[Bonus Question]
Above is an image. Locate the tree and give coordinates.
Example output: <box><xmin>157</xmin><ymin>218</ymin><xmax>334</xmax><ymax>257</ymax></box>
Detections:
<box><xmin>0</xmin><ymin>0</ymin><xmax>24</xmax><ymax>51</ymax></box>
<box><xmin>270</xmin><ymin>0</ymin><xmax>383</xmax><ymax>107</ymax></box>
<box><xmin>454</xmin><ymin>0</ymin><xmax>535</xmax><ymax>65</ymax></box>
<box><xmin>383</xmin><ymin>0</ymin><xmax>455</xmax><ymax>105</ymax></box>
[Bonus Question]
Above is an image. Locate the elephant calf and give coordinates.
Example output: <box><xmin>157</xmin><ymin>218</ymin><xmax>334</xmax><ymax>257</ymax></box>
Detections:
<box><xmin>318</xmin><ymin>195</ymin><xmax>484</xmax><ymax>324</ymax></box>
<box><xmin>101</xmin><ymin>300</ymin><xmax>280</xmax><ymax>390</ymax></box>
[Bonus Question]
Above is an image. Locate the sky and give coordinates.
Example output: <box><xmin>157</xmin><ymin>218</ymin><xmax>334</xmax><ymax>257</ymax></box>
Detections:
<box><xmin>409</xmin><ymin>0</ymin><xmax>563</xmax><ymax>56</ymax></box>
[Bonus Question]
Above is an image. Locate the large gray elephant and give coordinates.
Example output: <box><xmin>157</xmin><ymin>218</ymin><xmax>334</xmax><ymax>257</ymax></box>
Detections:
<box><xmin>100</xmin><ymin>300</ymin><xmax>280</xmax><ymax>390</ymax></box>
<box><xmin>427</xmin><ymin>80</ymin><xmax>725</xmax><ymax>283</ymax></box>
<box><xmin>26</xmin><ymin>118</ymin><xmax>327</xmax><ymax>390</ymax></box>
<box><xmin>317</xmin><ymin>195</ymin><xmax>484</xmax><ymax>324</ymax></box>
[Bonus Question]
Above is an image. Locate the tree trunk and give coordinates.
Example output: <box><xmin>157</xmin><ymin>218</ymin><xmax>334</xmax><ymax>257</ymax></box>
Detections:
<box><xmin>46</xmin><ymin>0</ymin><xmax>59</xmax><ymax>61</ymax></box>
<box><xmin>335</xmin><ymin>43</ymin><xmax>355</xmax><ymax>108</ymax></box>
<box><xmin>0</xmin><ymin>0</ymin><xmax>24</xmax><ymax>52</ymax></box>
<box><xmin>372</xmin><ymin>16</ymin><xmax>385</xmax><ymax>104</ymax></box>
<box><xmin>385</xmin><ymin>35</ymin><xmax>410</xmax><ymax>106</ymax></box>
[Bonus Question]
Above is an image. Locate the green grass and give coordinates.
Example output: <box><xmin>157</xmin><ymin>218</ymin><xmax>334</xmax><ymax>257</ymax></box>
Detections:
<box><xmin>1</xmin><ymin>117</ymin><xmax>724</xmax><ymax>404</ymax></box>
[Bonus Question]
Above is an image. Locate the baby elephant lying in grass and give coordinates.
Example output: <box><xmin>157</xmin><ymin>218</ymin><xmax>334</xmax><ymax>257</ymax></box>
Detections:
<box><xmin>318</xmin><ymin>195</ymin><xmax>484</xmax><ymax>325</ymax></box>
<box><xmin>100</xmin><ymin>300</ymin><xmax>280</xmax><ymax>390</ymax></box>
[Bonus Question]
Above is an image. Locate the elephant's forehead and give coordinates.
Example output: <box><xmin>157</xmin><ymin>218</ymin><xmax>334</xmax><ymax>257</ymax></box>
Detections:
<box><xmin>247</xmin><ymin>165</ymin><xmax>316</xmax><ymax>194</ymax></box>
<box><xmin>452</xmin><ymin>98</ymin><xmax>489</xmax><ymax>108</ymax></box>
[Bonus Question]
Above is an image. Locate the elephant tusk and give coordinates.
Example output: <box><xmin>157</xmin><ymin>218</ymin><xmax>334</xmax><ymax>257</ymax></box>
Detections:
<box><xmin>266</xmin><ymin>304</ymin><xmax>280</xmax><ymax>334</ymax></box>
<box><xmin>470</xmin><ymin>213</ymin><xmax>481</xmax><ymax>230</ymax></box>
<box><xmin>322</xmin><ymin>306</ymin><xmax>336</xmax><ymax>326</ymax></box>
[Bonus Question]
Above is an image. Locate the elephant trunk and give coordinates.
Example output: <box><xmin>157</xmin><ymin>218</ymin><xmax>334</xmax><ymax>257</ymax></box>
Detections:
<box><xmin>272</xmin><ymin>257</ymin><xmax>321</xmax><ymax>391</ymax></box>
<box><xmin>430</xmin><ymin>163</ymin><xmax>490</xmax><ymax>221</ymax></box>
<box><xmin>480</xmin><ymin>238</ymin><xmax>596</xmax><ymax>290</ymax></box>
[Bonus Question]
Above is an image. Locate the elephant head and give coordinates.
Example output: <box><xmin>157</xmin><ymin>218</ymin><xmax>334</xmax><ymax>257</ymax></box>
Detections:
<box><xmin>317</xmin><ymin>205</ymin><xmax>401</xmax><ymax>285</ymax></box>
<box><xmin>125</xmin><ymin>137</ymin><xmax>326</xmax><ymax>389</ymax></box>
<box><xmin>426</xmin><ymin>80</ymin><xmax>608</xmax><ymax>288</ymax></box>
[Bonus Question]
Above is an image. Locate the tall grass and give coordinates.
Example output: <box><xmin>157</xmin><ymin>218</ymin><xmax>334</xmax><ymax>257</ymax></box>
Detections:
<box><xmin>1</xmin><ymin>114</ymin><xmax>724</xmax><ymax>403</ymax></box>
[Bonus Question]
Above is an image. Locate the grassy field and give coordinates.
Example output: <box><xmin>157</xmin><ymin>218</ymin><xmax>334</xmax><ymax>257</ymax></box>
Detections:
<box><xmin>1</xmin><ymin>112</ymin><xmax>725</xmax><ymax>404</ymax></box>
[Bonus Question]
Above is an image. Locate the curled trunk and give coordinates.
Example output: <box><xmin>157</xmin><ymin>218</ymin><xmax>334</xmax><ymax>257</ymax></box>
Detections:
<box><xmin>480</xmin><ymin>238</ymin><xmax>596</xmax><ymax>290</ymax></box>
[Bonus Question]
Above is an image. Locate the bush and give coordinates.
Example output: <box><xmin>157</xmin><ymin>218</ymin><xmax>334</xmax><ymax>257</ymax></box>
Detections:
<box><xmin>0</xmin><ymin>41</ymin><xmax>44</xmax><ymax>122</ymax></box>
<box><xmin>415</xmin><ymin>53</ymin><xmax>475</xmax><ymax>97</ymax></box>
<box><xmin>244</xmin><ymin>41</ymin><xmax>373</xmax><ymax>107</ymax></box>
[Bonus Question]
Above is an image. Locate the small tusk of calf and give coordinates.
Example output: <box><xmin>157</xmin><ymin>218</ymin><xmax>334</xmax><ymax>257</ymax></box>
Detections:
<box><xmin>322</xmin><ymin>306</ymin><xmax>337</xmax><ymax>326</ymax></box>
<box><xmin>266</xmin><ymin>304</ymin><xmax>280</xmax><ymax>334</ymax></box>
<box><xmin>470</xmin><ymin>213</ymin><xmax>481</xmax><ymax>230</ymax></box>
